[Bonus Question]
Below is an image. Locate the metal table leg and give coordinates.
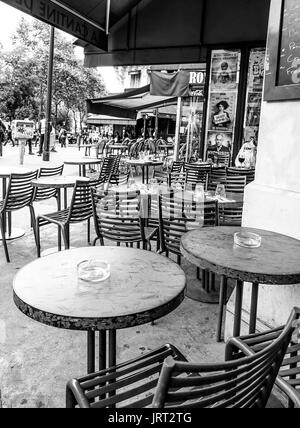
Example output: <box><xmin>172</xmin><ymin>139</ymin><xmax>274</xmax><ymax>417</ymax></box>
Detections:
<box><xmin>87</xmin><ymin>331</ymin><xmax>96</xmax><ymax>374</ymax></box>
<box><xmin>233</xmin><ymin>280</ymin><xmax>244</xmax><ymax>337</ymax></box>
<box><xmin>249</xmin><ymin>282</ymin><xmax>259</xmax><ymax>334</ymax></box>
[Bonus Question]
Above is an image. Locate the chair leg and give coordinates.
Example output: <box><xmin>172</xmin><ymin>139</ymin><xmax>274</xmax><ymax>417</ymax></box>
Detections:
<box><xmin>216</xmin><ymin>276</ymin><xmax>228</xmax><ymax>342</ymax></box>
<box><xmin>0</xmin><ymin>214</ymin><xmax>9</xmax><ymax>263</ymax></box>
<box><xmin>8</xmin><ymin>212</ymin><xmax>12</xmax><ymax>237</ymax></box>
<box><xmin>87</xmin><ymin>218</ymin><xmax>91</xmax><ymax>244</ymax></box>
<box><xmin>36</xmin><ymin>219</ymin><xmax>41</xmax><ymax>258</ymax></box>
<box><xmin>62</xmin><ymin>225</ymin><xmax>70</xmax><ymax>250</ymax></box>
<box><xmin>29</xmin><ymin>206</ymin><xmax>37</xmax><ymax>246</ymax></box>
<box><xmin>93</xmin><ymin>237</ymin><xmax>99</xmax><ymax>246</ymax></box>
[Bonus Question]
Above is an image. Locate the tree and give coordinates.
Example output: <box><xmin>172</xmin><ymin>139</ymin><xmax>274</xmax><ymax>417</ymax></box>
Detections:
<box><xmin>0</xmin><ymin>18</ymin><xmax>106</xmax><ymax>128</ymax></box>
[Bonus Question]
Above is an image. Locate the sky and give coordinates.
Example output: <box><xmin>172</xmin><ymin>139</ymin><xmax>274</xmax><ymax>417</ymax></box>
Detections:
<box><xmin>0</xmin><ymin>2</ymin><xmax>122</xmax><ymax>93</ymax></box>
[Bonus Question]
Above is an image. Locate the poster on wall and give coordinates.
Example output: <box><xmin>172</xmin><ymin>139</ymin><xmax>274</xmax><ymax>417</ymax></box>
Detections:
<box><xmin>245</xmin><ymin>93</ymin><xmax>262</xmax><ymax>127</ymax></box>
<box><xmin>244</xmin><ymin>126</ymin><xmax>259</xmax><ymax>143</ymax></box>
<box><xmin>248</xmin><ymin>49</ymin><xmax>265</xmax><ymax>92</ymax></box>
<box><xmin>210</xmin><ymin>51</ymin><xmax>240</xmax><ymax>91</ymax></box>
<box><xmin>208</xmin><ymin>92</ymin><xmax>237</xmax><ymax>131</ymax></box>
<box><xmin>207</xmin><ymin>131</ymin><xmax>233</xmax><ymax>153</ymax></box>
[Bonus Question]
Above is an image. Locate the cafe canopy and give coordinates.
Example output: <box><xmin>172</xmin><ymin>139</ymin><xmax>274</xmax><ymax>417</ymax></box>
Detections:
<box><xmin>87</xmin><ymin>85</ymin><xmax>177</xmax><ymax>120</ymax></box>
<box><xmin>2</xmin><ymin>0</ymin><xmax>271</xmax><ymax>66</ymax></box>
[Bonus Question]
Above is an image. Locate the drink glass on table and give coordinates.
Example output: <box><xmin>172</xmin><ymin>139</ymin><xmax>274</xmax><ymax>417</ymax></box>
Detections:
<box><xmin>238</xmin><ymin>154</ymin><xmax>246</xmax><ymax>167</ymax></box>
<box><xmin>194</xmin><ymin>184</ymin><xmax>205</xmax><ymax>202</ymax></box>
<box><xmin>215</xmin><ymin>183</ymin><xmax>226</xmax><ymax>199</ymax></box>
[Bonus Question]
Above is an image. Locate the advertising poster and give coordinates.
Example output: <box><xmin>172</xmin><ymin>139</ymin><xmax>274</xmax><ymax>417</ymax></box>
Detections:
<box><xmin>208</xmin><ymin>92</ymin><xmax>237</xmax><ymax>131</ymax></box>
<box><xmin>13</xmin><ymin>120</ymin><xmax>35</xmax><ymax>140</ymax></box>
<box><xmin>210</xmin><ymin>51</ymin><xmax>240</xmax><ymax>91</ymax></box>
<box><xmin>207</xmin><ymin>131</ymin><xmax>233</xmax><ymax>154</ymax></box>
<box><xmin>244</xmin><ymin>126</ymin><xmax>259</xmax><ymax>143</ymax></box>
<box><xmin>246</xmin><ymin>93</ymin><xmax>262</xmax><ymax>127</ymax></box>
<box><xmin>248</xmin><ymin>49</ymin><xmax>265</xmax><ymax>92</ymax></box>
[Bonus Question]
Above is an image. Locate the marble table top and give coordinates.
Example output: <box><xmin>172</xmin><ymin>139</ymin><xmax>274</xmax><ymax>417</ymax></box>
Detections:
<box><xmin>125</xmin><ymin>159</ymin><xmax>164</xmax><ymax>166</ymax></box>
<box><xmin>181</xmin><ymin>226</ymin><xmax>300</xmax><ymax>284</ymax></box>
<box><xmin>13</xmin><ymin>247</ymin><xmax>186</xmax><ymax>331</ymax></box>
<box><xmin>63</xmin><ymin>158</ymin><xmax>102</xmax><ymax>166</ymax></box>
<box><xmin>0</xmin><ymin>166</ymin><xmax>33</xmax><ymax>178</ymax></box>
<box><xmin>32</xmin><ymin>176</ymin><xmax>90</xmax><ymax>188</ymax></box>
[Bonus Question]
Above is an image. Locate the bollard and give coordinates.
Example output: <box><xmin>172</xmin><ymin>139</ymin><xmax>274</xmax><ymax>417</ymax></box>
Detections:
<box><xmin>19</xmin><ymin>139</ymin><xmax>26</xmax><ymax>165</ymax></box>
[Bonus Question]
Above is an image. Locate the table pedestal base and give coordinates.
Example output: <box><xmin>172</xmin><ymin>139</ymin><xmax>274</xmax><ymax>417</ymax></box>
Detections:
<box><xmin>87</xmin><ymin>330</ymin><xmax>117</xmax><ymax>375</ymax></box>
<box><xmin>0</xmin><ymin>227</ymin><xmax>25</xmax><ymax>241</ymax></box>
<box><xmin>186</xmin><ymin>285</ymin><xmax>219</xmax><ymax>304</ymax></box>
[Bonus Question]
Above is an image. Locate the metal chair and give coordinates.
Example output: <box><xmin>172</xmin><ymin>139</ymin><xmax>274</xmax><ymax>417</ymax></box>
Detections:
<box><xmin>66</xmin><ymin>308</ymin><xmax>297</xmax><ymax>408</ymax></box>
<box><xmin>207</xmin><ymin>167</ymin><xmax>227</xmax><ymax>191</ymax></box>
<box><xmin>159</xmin><ymin>193</ymin><xmax>218</xmax><ymax>265</ymax></box>
<box><xmin>0</xmin><ymin>171</ymin><xmax>38</xmax><ymax>262</ymax></box>
<box><xmin>226</xmin><ymin>307</ymin><xmax>300</xmax><ymax>408</ymax></box>
<box><xmin>92</xmin><ymin>190</ymin><xmax>157</xmax><ymax>250</ymax></box>
<box><xmin>227</xmin><ymin>167</ymin><xmax>255</xmax><ymax>184</ymax></box>
<box><xmin>33</xmin><ymin>165</ymin><xmax>64</xmax><ymax>208</ymax></box>
<box><xmin>184</xmin><ymin>164</ymin><xmax>211</xmax><ymax>191</ymax></box>
<box><xmin>35</xmin><ymin>181</ymin><xmax>94</xmax><ymax>256</ymax></box>
<box><xmin>219</xmin><ymin>176</ymin><xmax>246</xmax><ymax>226</ymax></box>
<box><xmin>98</xmin><ymin>157</ymin><xmax>115</xmax><ymax>183</ymax></box>
<box><xmin>153</xmin><ymin>161</ymin><xmax>183</xmax><ymax>186</ymax></box>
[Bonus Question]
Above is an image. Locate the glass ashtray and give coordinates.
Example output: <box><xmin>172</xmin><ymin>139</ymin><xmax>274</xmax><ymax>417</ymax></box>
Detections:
<box><xmin>234</xmin><ymin>231</ymin><xmax>262</xmax><ymax>249</ymax></box>
<box><xmin>77</xmin><ymin>259</ymin><xmax>111</xmax><ymax>283</ymax></box>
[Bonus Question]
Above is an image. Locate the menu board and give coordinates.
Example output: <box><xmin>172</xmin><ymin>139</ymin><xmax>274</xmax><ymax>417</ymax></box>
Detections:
<box><xmin>265</xmin><ymin>0</ymin><xmax>300</xmax><ymax>101</ymax></box>
<box><xmin>278</xmin><ymin>0</ymin><xmax>300</xmax><ymax>86</ymax></box>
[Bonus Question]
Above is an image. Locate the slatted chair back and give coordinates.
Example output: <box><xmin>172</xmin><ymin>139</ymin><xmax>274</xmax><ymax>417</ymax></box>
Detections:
<box><xmin>218</xmin><ymin>176</ymin><xmax>246</xmax><ymax>226</ymax></box>
<box><xmin>227</xmin><ymin>167</ymin><xmax>255</xmax><ymax>184</ymax></box>
<box><xmin>110</xmin><ymin>171</ymin><xmax>130</xmax><ymax>186</ymax></box>
<box><xmin>99</xmin><ymin>157</ymin><xmax>115</xmax><ymax>182</ymax></box>
<box><xmin>152</xmin><ymin>308</ymin><xmax>296</xmax><ymax>408</ymax></box>
<box><xmin>207</xmin><ymin>167</ymin><xmax>227</xmax><ymax>191</ymax></box>
<box><xmin>33</xmin><ymin>165</ymin><xmax>64</xmax><ymax>202</ymax></box>
<box><xmin>3</xmin><ymin>171</ymin><xmax>38</xmax><ymax>212</ymax></box>
<box><xmin>224</xmin><ymin>176</ymin><xmax>247</xmax><ymax>194</ymax></box>
<box><xmin>68</xmin><ymin>181</ymin><xmax>94</xmax><ymax>224</ymax></box>
<box><xmin>93</xmin><ymin>190</ymin><xmax>146</xmax><ymax>245</ymax></box>
<box><xmin>184</xmin><ymin>164</ymin><xmax>211</xmax><ymax>190</ymax></box>
<box><xmin>226</xmin><ymin>307</ymin><xmax>300</xmax><ymax>408</ymax></box>
<box><xmin>159</xmin><ymin>193</ymin><xmax>218</xmax><ymax>257</ymax></box>
<box><xmin>66</xmin><ymin>344</ymin><xmax>187</xmax><ymax>408</ymax></box>
<box><xmin>217</xmin><ymin>152</ymin><xmax>231</xmax><ymax>167</ymax></box>
<box><xmin>109</xmin><ymin>155</ymin><xmax>121</xmax><ymax>176</ymax></box>
<box><xmin>97</xmin><ymin>139</ymin><xmax>107</xmax><ymax>157</ymax></box>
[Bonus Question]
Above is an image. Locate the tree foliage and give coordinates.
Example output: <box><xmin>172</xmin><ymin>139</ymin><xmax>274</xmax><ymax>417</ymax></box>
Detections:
<box><xmin>0</xmin><ymin>18</ymin><xmax>106</xmax><ymax>129</ymax></box>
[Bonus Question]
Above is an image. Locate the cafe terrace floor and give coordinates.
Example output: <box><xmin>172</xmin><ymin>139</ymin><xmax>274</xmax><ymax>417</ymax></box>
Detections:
<box><xmin>0</xmin><ymin>145</ymin><xmax>281</xmax><ymax>408</ymax></box>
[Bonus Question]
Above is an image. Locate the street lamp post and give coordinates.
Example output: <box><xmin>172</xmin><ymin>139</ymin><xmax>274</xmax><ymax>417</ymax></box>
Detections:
<box><xmin>43</xmin><ymin>26</ymin><xmax>55</xmax><ymax>162</ymax></box>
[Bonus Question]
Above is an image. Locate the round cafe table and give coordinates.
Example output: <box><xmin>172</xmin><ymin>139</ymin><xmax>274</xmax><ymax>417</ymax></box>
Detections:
<box><xmin>125</xmin><ymin>159</ymin><xmax>163</xmax><ymax>184</ymax></box>
<box><xmin>13</xmin><ymin>247</ymin><xmax>186</xmax><ymax>374</ymax></box>
<box><xmin>0</xmin><ymin>166</ymin><xmax>33</xmax><ymax>240</ymax></box>
<box><xmin>64</xmin><ymin>158</ymin><xmax>102</xmax><ymax>177</ymax></box>
<box><xmin>181</xmin><ymin>226</ymin><xmax>300</xmax><ymax>342</ymax></box>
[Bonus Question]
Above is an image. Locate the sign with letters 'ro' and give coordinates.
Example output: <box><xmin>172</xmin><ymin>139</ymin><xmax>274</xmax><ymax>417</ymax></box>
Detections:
<box><xmin>1</xmin><ymin>0</ymin><xmax>108</xmax><ymax>50</ymax></box>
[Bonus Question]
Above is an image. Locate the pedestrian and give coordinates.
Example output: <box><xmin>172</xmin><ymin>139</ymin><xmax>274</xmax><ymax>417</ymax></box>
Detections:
<box><xmin>59</xmin><ymin>127</ymin><xmax>67</xmax><ymax>148</ymax></box>
<box><xmin>38</xmin><ymin>115</ymin><xmax>53</xmax><ymax>156</ymax></box>
<box><xmin>38</xmin><ymin>114</ymin><xmax>46</xmax><ymax>156</ymax></box>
